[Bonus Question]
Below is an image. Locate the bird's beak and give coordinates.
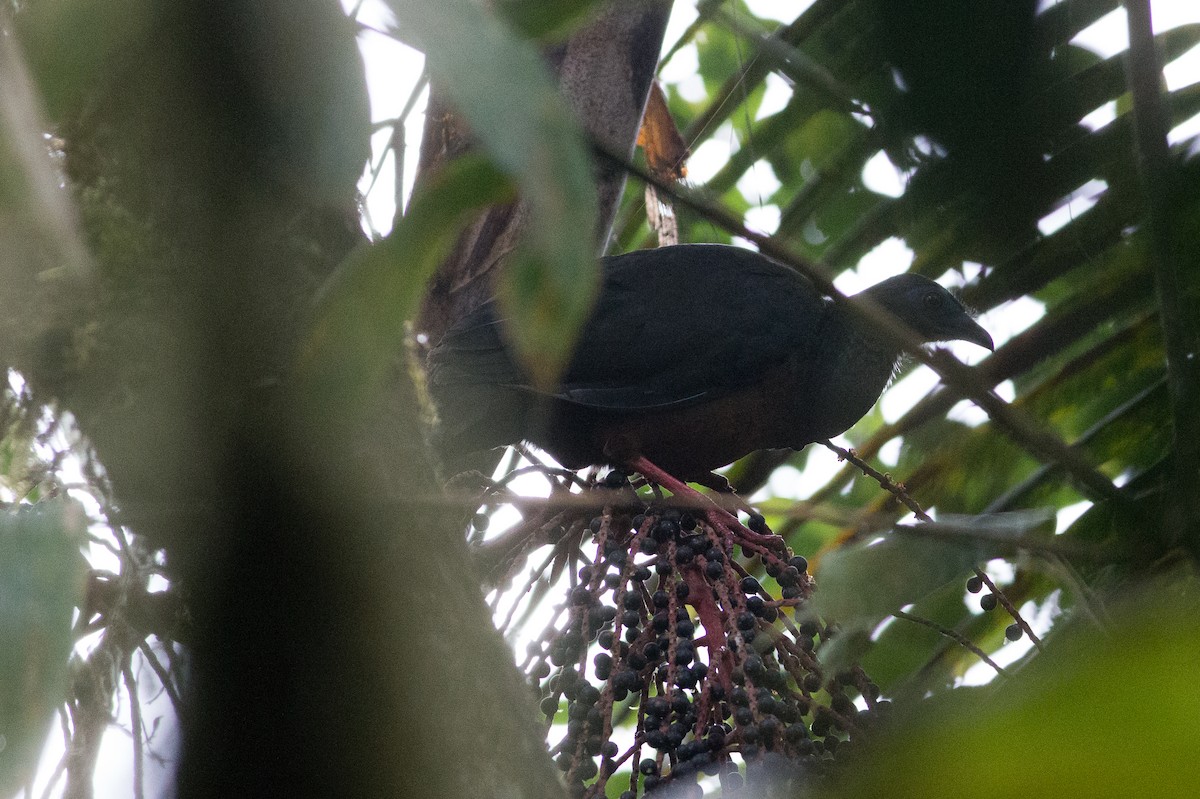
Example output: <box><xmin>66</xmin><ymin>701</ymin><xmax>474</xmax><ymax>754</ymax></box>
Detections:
<box><xmin>952</xmin><ymin>317</ymin><xmax>995</xmax><ymax>351</ymax></box>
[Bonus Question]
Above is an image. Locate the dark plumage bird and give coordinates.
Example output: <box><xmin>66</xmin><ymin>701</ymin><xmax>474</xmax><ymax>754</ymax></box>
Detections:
<box><xmin>427</xmin><ymin>244</ymin><xmax>993</xmax><ymax>481</ymax></box>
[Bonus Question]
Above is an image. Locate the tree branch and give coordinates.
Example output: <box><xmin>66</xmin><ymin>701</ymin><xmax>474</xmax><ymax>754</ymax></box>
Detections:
<box><xmin>893</xmin><ymin>610</ymin><xmax>1009</xmax><ymax>677</ymax></box>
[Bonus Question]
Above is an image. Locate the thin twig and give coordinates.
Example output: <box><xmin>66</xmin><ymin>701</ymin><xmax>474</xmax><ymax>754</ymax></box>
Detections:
<box><xmin>821</xmin><ymin>440</ymin><xmax>925</xmax><ymax>518</ymax></box>
<box><xmin>703</xmin><ymin>6</ymin><xmax>865</xmax><ymax>116</ymax></box>
<box><xmin>138</xmin><ymin>641</ymin><xmax>184</xmax><ymax>719</ymax></box>
<box><xmin>824</xmin><ymin>440</ymin><xmax>1045</xmax><ymax>651</ymax></box>
<box><xmin>37</xmin><ymin>711</ymin><xmax>71</xmax><ymax>799</ymax></box>
<box><xmin>123</xmin><ymin>661</ymin><xmax>145</xmax><ymax>799</ymax></box>
<box><xmin>393</xmin><ymin>69</ymin><xmax>429</xmax><ymax>223</ymax></box>
<box><xmin>973</xmin><ymin>568</ymin><xmax>1043</xmax><ymax>649</ymax></box>
<box><xmin>893</xmin><ymin>610</ymin><xmax>1009</xmax><ymax>677</ymax></box>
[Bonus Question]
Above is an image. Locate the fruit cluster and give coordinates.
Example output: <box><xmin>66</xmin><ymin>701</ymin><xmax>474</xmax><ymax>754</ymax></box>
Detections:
<box><xmin>508</xmin><ymin>472</ymin><xmax>882</xmax><ymax>798</ymax></box>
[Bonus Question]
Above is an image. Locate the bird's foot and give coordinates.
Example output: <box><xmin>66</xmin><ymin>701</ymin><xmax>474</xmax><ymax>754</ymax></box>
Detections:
<box><xmin>627</xmin><ymin>456</ymin><xmax>784</xmax><ymax>553</ymax></box>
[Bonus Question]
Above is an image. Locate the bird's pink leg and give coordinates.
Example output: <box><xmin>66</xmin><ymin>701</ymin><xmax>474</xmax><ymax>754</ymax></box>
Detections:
<box><xmin>626</xmin><ymin>456</ymin><xmax>780</xmax><ymax>549</ymax></box>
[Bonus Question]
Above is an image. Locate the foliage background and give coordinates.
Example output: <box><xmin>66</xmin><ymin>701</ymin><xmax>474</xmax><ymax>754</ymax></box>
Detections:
<box><xmin>0</xmin><ymin>0</ymin><xmax>1197</xmax><ymax>796</ymax></box>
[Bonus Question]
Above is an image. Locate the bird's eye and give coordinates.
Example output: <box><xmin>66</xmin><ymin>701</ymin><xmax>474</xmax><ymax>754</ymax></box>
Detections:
<box><xmin>922</xmin><ymin>291</ymin><xmax>942</xmax><ymax>309</ymax></box>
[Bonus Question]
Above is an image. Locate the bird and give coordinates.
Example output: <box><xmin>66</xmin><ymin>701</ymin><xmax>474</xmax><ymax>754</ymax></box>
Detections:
<box><xmin>426</xmin><ymin>243</ymin><xmax>993</xmax><ymax>484</ymax></box>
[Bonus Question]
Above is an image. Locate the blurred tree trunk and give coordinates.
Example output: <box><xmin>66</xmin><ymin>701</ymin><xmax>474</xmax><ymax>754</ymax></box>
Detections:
<box><xmin>6</xmin><ymin>0</ymin><xmax>666</xmax><ymax>796</ymax></box>
<box><xmin>8</xmin><ymin>0</ymin><xmax>677</xmax><ymax>794</ymax></box>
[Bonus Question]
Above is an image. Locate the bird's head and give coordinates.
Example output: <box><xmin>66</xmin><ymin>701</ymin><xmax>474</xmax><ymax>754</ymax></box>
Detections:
<box><xmin>858</xmin><ymin>274</ymin><xmax>994</xmax><ymax>351</ymax></box>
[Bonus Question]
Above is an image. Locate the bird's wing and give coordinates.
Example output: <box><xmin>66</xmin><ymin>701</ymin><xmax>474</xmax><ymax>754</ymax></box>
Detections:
<box><xmin>425</xmin><ymin>308</ymin><xmax>532</xmax><ymax>461</ymax></box>
<box><xmin>427</xmin><ymin>311</ymin><xmax>523</xmax><ymax>385</ymax></box>
<box><xmin>550</xmin><ymin>245</ymin><xmax>828</xmax><ymax>411</ymax></box>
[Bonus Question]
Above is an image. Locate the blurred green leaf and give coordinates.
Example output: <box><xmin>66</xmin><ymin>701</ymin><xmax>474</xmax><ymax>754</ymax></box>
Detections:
<box><xmin>15</xmin><ymin>0</ymin><xmax>151</xmax><ymax>122</ymax></box>
<box><xmin>301</xmin><ymin>155</ymin><xmax>513</xmax><ymax>414</ymax></box>
<box><xmin>385</xmin><ymin>0</ymin><xmax>599</xmax><ymax>389</ymax></box>
<box><xmin>790</xmin><ymin>109</ymin><xmax>862</xmax><ymax>175</ymax></box>
<box><xmin>0</xmin><ymin>26</ymin><xmax>90</xmax><ymax>280</ymax></box>
<box><xmin>829</xmin><ymin>590</ymin><xmax>1200</xmax><ymax>799</ymax></box>
<box><xmin>706</xmin><ymin>94</ymin><xmax>823</xmax><ymax>196</ymax></box>
<box><xmin>22</xmin><ymin>0</ymin><xmax>369</xmax><ymax>203</ymax></box>
<box><xmin>244</xmin><ymin>0</ymin><xmax>372</xmax><ymax>204</ymax></box>
<box><xmin>496</xmin><ymin>0</ymin><xmax>600</xmax><ymax>41</ymax></box>
<box><xmin>0</xmin><ymin>499</ymin><xmax>88</xmax><ymax>796</ymax></box>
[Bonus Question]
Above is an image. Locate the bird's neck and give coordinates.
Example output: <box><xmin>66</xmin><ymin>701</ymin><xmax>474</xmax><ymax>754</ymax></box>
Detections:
<box><xmin>807</xmin><ymin>317</ymin><xmax>905</xmax><ymax>439</ymax></box>
<box><xmin>847</xmin><ymin>324</ymin><xmax>907</xmax><ymax>366</ymax></box>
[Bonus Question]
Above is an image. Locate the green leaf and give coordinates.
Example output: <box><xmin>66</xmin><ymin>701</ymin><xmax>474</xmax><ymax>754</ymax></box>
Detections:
<box><xmin>14</xmin><ymin>0</ymin><xmax>152</xmax><ymax>122</ymax></box>
<box><xmin>0</xmin><ymin>29</ymin><xmax>90</xmax><ymax>281</ymax></box>
<box><xmin>829</xmin><ymin>590</ymin><xmax>1200</xmax><ymax>799</ymax></box>
<box><xmin>859</xmin><ymin>580</ymin><xmax>974</xmax><ymax>693</ymax></box>
<box><xmin>0</xmin><ymin>499</ymin><xmax>88</xmax><ymax>796</ymax></box>
<box><xmin>920</xmin><ymin>509</ymin><xmax>1056</xmax><ymax>543</ymax></box>
<box><xmin>496</xmin><ymin>0</ymin><xmax>601</xmax><ymax>41</ymax></box>
<box><xmin>810</xmin><ymin>532</ymin><xmax>986</xmax><ymax>626</ymax></box>
<box><xmin>604</xmin><ymin>772</ymin><xmax>635</xmax><ymax>798</ymax></box>
<box><xmin>301</xmin><ymin>155</ymin><xmax>513</xmax><ymax>414</ymax></box>
<box><xmin>244</xmin><ymin>0</ymin><xmax>372</xmax><ymax>204</ymax></box>
<box><xmin>384</xmin><ymin>0</ymin><xmax>600</xmax><ymax>388</ymax></box>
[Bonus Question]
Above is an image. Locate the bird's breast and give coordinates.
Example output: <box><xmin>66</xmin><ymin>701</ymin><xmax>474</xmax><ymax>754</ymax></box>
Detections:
<box><xmin>802</xmin><ymin>343</ymin><xmax>901</xmax><ymax>440</ymax></box>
